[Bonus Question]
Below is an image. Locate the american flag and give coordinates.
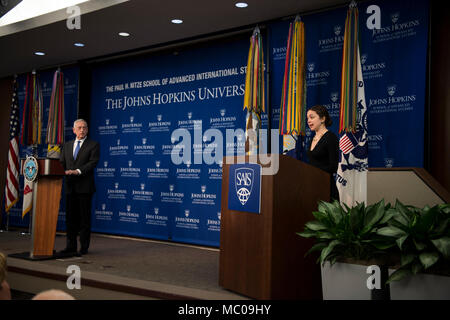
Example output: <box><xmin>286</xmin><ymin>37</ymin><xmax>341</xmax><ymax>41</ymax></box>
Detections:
<box><xmin>339</xmin><ymin>132</ymin><xmax>358</xmax><ymax>154</ymax></box>
<box><xmin>5</xmin><ymin>79</ymin><xmax>20</xmax><ymax>212</ymax></box>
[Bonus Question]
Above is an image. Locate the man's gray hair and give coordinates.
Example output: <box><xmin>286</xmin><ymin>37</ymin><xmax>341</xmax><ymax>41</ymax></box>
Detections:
<box><xmin>73</xmin><ymin>119</ymin><xmax>88</xmax><ymax>127</ymax></box>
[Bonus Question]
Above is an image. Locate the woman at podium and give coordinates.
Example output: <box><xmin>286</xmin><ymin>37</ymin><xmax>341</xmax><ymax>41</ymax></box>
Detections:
<box><xmin>306</xmin><ymin>105</ymin><xmax>340</xmax><ymax>201</ymax></box>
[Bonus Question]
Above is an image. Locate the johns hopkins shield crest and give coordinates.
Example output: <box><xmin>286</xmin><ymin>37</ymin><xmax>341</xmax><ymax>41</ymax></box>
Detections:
<box><xmin>234</xmin><ymin>167</ymin><xmax>254</xmax><ymax>205</ymax></box>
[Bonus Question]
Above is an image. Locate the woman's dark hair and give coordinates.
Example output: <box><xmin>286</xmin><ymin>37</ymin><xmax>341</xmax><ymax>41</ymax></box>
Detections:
<box><xmin>309</xmin><ymin>105</ymin><xmax>333</xmax><ymax>127</ymax></box>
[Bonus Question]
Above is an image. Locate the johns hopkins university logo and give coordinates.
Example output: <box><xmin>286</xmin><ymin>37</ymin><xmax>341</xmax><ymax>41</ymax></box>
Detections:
<box><xmin>361</xmin><ymin>54</ymin><xmax>368</xmax><ymax>65</ymax></box>
<box><xmin>330</xmin><ymin>92</ymin><xmax>339</xmax><ymax>103</ymax></box>
<box><xmin>334</xmin><ymin>25</ymin><xmax>342</xmax><ymax>36</ymax></box>
<box><xmin>387</xmin><ymin>85</ymin><xmax>397</xmax><ymax>96</ymax></box>
<box><xmin>235</xmin><ymin>167</ymin><xmax>254</xmax><ymax>205</ymax></box>
<box><xmin>391</xmin><ymin>13</ymin><xmax>400</xmax><ymax>24</ymax></box>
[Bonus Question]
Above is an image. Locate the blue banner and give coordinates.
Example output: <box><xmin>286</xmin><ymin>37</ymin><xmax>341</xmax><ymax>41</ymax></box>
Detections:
<box><xmin>89</xmin><ymin>38</ymin><xmax>253</xmax><ymax>246</ymax></box>
<box><xmin>269</xmin><ymin>0</ymin><xmax>428</xmax><ymax>168</ymax></box>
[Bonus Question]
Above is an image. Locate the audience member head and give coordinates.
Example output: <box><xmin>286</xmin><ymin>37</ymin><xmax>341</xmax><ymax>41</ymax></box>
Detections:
<box><xmin>0</xmin><ymin>252</ymin><xmax>11</xmax><ymax>300</ymax></box>
<box><xmin>32</xmin><ymin>289</ymin><xmax>75</xmax><ymax>300</ymax></box>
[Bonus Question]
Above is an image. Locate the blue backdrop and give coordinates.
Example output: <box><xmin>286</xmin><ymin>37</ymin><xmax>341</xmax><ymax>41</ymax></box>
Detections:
<box><xmin>269</xmin><ymin>0</ymin><xmax>428</xmax><ymax>167</ymax></box>
<box><xmin>89</xmin><ymin>38</ymin><xmax>251</xmax><ymax>246</ymax></box>
<box><xmin>89</xmin><ymin>0</ymin><xmax>429</xmax><ymax>247</ymax></box>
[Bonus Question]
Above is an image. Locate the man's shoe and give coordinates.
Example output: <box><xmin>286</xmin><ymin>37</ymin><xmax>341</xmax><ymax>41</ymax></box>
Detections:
<box><xmin>79</xmin><ymin>249</ymin><xmax>88</xmax><ymax>255</ymax></box>
<box><xmin>58</xmin><ymin>248</ymin><xmax>77</xmax><ymax>257</ymax></box>
<box><xmin>60</xmin><ymin>248</ymin><xmax>77</xmax><ymax>254</ymax></box>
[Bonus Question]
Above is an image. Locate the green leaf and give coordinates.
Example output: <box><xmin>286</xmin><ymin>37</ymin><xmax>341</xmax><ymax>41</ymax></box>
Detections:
<box><xmin>419</xmin><ymin>252</ymin><xmax>440</xmax><ymax>269</ymax></box>
<box><xmin>396</xmin><ymin>235</ymin><xmax>409</xmax><ymax>250</ymax></box>
<box><xmin>305</xmin><ymin>221</ymin><xmax>328</xmax><ymax>231</ymax></box>
<box><xmin>401</xmin><ymin>253</ymin><xmax>415</xmax><ymax>267</ymax></box>
<box><xmin>323</xmin><ymin>202</ymin><xmax>343</xmax><ymax>225</ymax></box>
<box><xmin>387</xmin><ymin>268</ymin><xmax>412</xmax><ymax>284</ymax></box>
<box><xmin>377</xmin><ymin>226</ymin><xmax>407</xmax><ymax>238</ymax></box>
<box><xmin>394</xmin><ymin>200</ymin><xmax>411</xmax><ymax>226</ymax></box>
<box><xmin>413</xmin><ymin>238</ymin><xmax>427</xmax><ymax>251</ymax></box>
<box><xmin>315</xmin><ymin>231</ymin><xmax>335</xmax><ymax>240</ymax></box>
<box><xmin>320</xmin><ymin>240</ymin><xmax>341</xmax><ymax>265</ymax></box>
<box><xmin>317</xmin><ymin>201</ymin><xmax>329</xmax><ymax>214</ymax></box>
<box><xmin>304</xmin><ymin>242</ymin><xmax>328</xmax><ymax>257</ymax></box>
<box><xmin>412</xmin><ymin>262</ymin><xmax>423</xmax><ymax>274</ymax></box>
<box><xmin>349</xmin><ymin>206</ymin><xmax>363</xmax><ymax>234</ymax></box>
<box><xmin>379</xmin><ymin>208</ymin><xmax>396</xmax><ymax>224</ymax></box>
<box><xmin>417</xmin><ymin>205</ymin><xmax>440</xmax><ymax>234</ymax></box>
<box><xmin>362</xmin><ymin>199</ymin><xmax>385</xmax><ymax>234</ymax></box>
<box><xmin>438</xmin><ymin>203</ymin><xmax>450</xmax><ymax>214</ymax></box>
<box><xmin>312</xmin><ymin>211</ymin><xmax>329</xmax><ymax>223</ymax></box>
<box><xmin>431</xmin><ymin>237</ymin><xmax>450</xmax><ymax>259</ymax></box>
<box><xmin>432</xmin><ymin>218</ymin><xmax>449</xmax><ymax>236</ymax></box>
<box><xmin>296</xmin><ymin>231</ymin><xmax>317</xmax><ymax>238</ymax></box>
<box><xmin>372</xmin><ymin>241</ymin><xmax>396</xmax><ymax>250</ymax></box>
<box><xmin>329</xmin><ymin>256</ymin><xmax>338</xmax><ymax>266</ymax></box>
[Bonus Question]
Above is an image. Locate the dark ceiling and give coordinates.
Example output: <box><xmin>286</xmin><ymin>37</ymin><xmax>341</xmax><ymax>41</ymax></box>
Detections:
<box><xmin>0</xmin><ymin>0</ymin><xmax>350</xmax><ymax>78</ymax></box>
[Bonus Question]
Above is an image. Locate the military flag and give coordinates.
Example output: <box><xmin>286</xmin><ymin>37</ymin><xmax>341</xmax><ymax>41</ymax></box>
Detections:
<box><xmin>279</xmin><ymin>16</ymin><xmax>306</xmax><ymax>154</ymax></box>
<box><xmin>337</xmin><ymin>2</ymin><xmax>369</xmax><ymax>207</ymax></box>
<box><xmin>243</xmin><ymin>27</ymin><xmax>265</xmax><ymax>155</ymax></box>
<box><xmin>46</xmin><ymin>69</ymin><xmax>65</xmax><ymax>158</ymax></box>
<box><xmin>20</xmin><ymin>71</ymin><xmax>43</xmax><ymax>146</ymax></box>
<box><xmin>20</xmin><ymin>71</ymin><xmax>43</xmax><ymax>218</ymax></box>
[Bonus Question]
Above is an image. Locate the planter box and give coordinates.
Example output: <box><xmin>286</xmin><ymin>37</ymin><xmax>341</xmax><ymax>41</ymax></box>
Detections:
<box><xmin>321</xmin><ymin>261</ymin><xmax>450</xmax><ymax>300</ymax></box>
<box><xmin>321</xmin><ymin>262</ymin><xmax>372</xmax><ymax>300</ymax></box>
<box><xmin>389</xmin><ymin>272</ymin><xmax>450</xmax><ymax>300</ymax></box>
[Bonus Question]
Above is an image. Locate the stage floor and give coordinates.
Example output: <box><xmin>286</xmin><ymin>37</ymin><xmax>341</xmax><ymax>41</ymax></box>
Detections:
<box><xmin>0</xmin><ymin>230</ymin><xmax>249</xmax><ymax>300</ymax></box>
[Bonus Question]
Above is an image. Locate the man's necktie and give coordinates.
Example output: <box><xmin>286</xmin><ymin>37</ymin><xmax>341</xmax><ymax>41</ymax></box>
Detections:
<box><xmin>74</xmin><ymin>140</ymin><xmax>81</xmax><ymax>160</ymax></box>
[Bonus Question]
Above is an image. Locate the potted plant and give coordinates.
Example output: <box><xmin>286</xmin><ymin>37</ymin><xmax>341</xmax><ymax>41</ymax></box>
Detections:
<box><xmin>376</xmin><ymin>201</ymin><xmax>450</xmax><ymax>299</ymax></box>
<box><xmin>298</xmin><ymin>199</ymin><xmax>450</xmax><ymax>300</ymax></box>
<box><xmin>297</xmin><ymin>199</ymin><xmax>397</xmax><ymax>300</ymax></box>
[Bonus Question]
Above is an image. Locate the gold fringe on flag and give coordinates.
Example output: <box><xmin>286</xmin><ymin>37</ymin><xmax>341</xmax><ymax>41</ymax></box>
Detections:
<box><xmin>243</xmin><ymin>27</ymin><xmax>265</xmax><ymax>155</ymax></box>
<box><xmin>21</xmin><ymin>71</ymin><xmax>43</xmax><ymax>146</ymax></box>
<box><xmin>279</xmin><ymin>16</ymin><xmax>306</xmax><ymax>137</ymax></box>
<box><xmin>339</xmin><ymin>2</ymin><xmax>359</xmax><ymax>133</ymax></box>
<box><xmin>46</xmin><ymin>69</ymin><xmax>65</xmax><ymax>158</ymax></box>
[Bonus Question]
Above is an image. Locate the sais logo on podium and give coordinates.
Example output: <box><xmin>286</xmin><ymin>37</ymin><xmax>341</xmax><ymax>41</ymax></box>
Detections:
<box><xmin>228</xmin><ymin>163</ymin><xmax>261</xmax><ymax>214</ymax></box>
<box><xmin>235</xmin><ymin>168</ymin><xmax>254</xmax><ymax>205</ymax></box>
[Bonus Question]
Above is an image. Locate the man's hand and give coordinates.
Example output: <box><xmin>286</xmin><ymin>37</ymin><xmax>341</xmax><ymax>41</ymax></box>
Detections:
<box><xmin>65</xmin><ymin>170</ymin><xmax>81</xmax><ymax>175</ymax></box>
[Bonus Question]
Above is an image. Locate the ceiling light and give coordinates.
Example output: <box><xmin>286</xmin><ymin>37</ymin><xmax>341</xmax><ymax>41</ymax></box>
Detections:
<box><xmin>34</xmin><ymin>52</ymin><xmax>45</xmax><ymax>56</ymax></box>
<box><xmin>171</xmin><ymin>19</ymin><xmax>183</xmax><ymax>24</ymax></box>
<box><xmin>74</xmin><ymin>42</ymin><xmax>85</xmax><ymax>47</ymax></box>
<box><xmin>118</xmin><ymin>32</ymin><xmax>130</xmax><ymax>37</ymax></box>
<box><xmin>0</xmin><ymin>0</ymin><xmax>90</xmax><ymax>27</ymax></box>
<box><xmin>235</xmin><ymin>2</ymin><xmax>248</xmax><ymax>8</ymax></box>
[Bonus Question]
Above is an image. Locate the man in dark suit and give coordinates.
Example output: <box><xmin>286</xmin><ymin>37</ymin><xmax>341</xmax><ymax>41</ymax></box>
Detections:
<box><xmin>60</xmin><ymin>119</ymin><xmax>100</xmax><ymax>256</ymax></box>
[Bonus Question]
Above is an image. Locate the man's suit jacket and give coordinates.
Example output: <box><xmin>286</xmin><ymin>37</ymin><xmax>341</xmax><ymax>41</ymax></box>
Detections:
<box><xmin>60</xmin><ymin>138</ymin><xmax>100</xmax><ymax>194</ymax></box>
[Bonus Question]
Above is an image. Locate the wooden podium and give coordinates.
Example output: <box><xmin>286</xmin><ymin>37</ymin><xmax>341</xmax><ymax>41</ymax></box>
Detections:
<box><xmin>219</xmin><ymin>154</ymin><xmax>330</xmax><ymax>299</ymax></box>
<box><xmin>21</xmin><ymin>158</ymin><xmax>64</xmax><ymax>259</ymax></box>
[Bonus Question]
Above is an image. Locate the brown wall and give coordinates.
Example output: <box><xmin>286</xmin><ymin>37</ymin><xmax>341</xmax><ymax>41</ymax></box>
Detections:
<box><xmin>430</xmin><ymin>0</ymin><xmax>450</xmax><ymax>193</ymax></box>
<box><xmin>0</xmin><ymin>78</ymin><xmax>13</xmax><ymax>226</ymax></box>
